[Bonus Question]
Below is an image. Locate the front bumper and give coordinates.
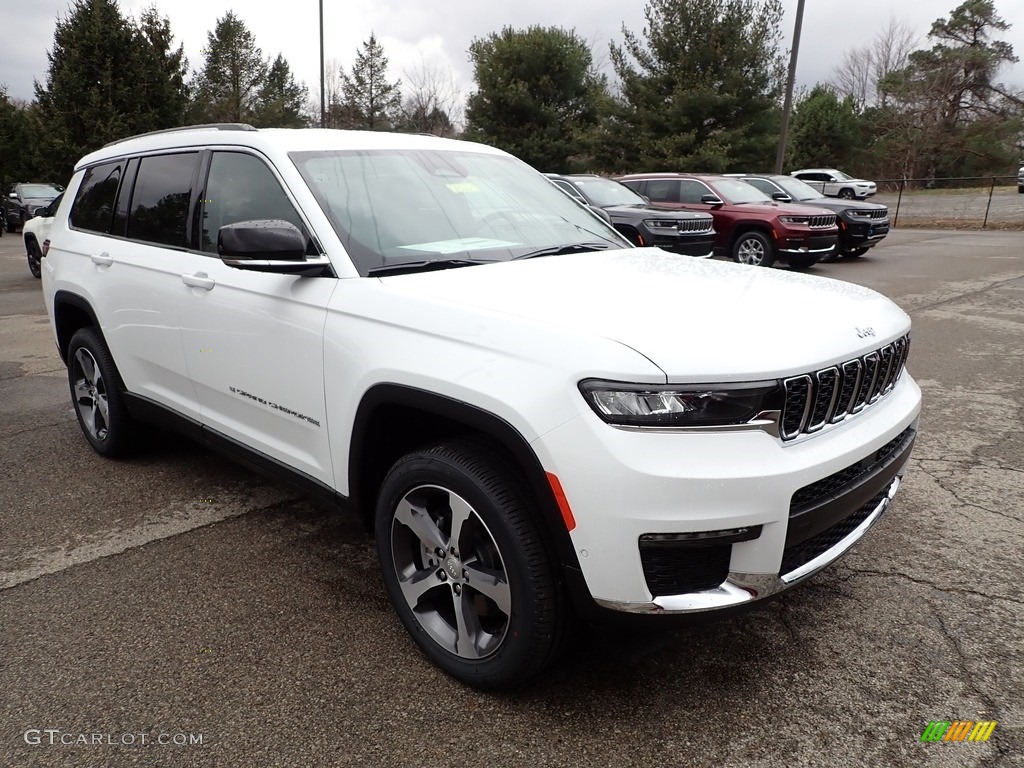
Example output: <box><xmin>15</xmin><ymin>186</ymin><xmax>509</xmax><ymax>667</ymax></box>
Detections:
<box><xmin>650</xmin><ymin>231</ymin><xmax>716</xmax><ymax>258</ymax></box>
<box><xmin>533</xmin><ymin>374</ymin><xmax>921</xmax><ymax>613</ymax></box>
<box><xmin>841</xmin><ymin>218</ymin><xmax>890</xmax><ymax>248</ymax></box>
<box><xmin>778</xmin><ymin>230</ymin><xmax>838</xmax><ymax>255</ymax></box>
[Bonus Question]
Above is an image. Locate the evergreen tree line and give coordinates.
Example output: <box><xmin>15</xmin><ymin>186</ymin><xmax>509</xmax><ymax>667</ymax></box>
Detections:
<box><xmin>1</xmin><ymin>0</ymin><xmax>1021</xmax><ymax>187</ymax></box>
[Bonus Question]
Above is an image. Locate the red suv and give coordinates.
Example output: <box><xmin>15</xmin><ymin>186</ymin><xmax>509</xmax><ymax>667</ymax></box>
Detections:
<box><xmin>616</xmin><ymin>173</ymin><xmax>838</xmax><ymax>268</ymax></box>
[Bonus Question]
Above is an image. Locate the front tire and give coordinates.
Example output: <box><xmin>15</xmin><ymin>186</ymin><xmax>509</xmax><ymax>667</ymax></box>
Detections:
<box><xmin>732</xmin><ymin>231</ymin><xmax>776</xmax><ymax>267</ymax></box>
<box><xmin>375</xmin><ymin>441</ymin><xmax>569</xmax><ymax>690</ymax></box>
<box><xmin>838</xmin><ymin>188</ymin><xmax>855</xmax><ymax>199</ymax></box>
<box><xmin>26</xmin><ymin>239</ymin><xmax>42</xmax><ymax>278</ymax></box>
<box><xmin>842</xmin><ymin>246</ymin><xmax>870</xmax><ymax>258</ymax></box>
<box><xmin>67</xmin><ymin>327</ymin><xmax>139</xmax><ymax>457</ymax></box>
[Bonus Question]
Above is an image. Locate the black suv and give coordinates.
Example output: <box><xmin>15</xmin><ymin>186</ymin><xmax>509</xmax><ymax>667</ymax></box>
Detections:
<box><xmin>4</xmin><ymin>183</ymin><xmax>64</xmax><ymax>232</ymax></box>
<box><xmin>546</xmin><ymin>174</ymin><xmax>716</xmax><ymax>257</ymax></box>
<box><xmin>733</xmin><ymin>174</ymin><xmax>889</xmax><ymax>259</ymax></box>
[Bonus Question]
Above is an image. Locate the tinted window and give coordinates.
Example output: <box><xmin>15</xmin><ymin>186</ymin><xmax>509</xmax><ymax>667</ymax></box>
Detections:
<box><xmin>644</xmin><ymin>180</ymin><xmax>679</xmax><ymax>203</ymax></box>
<box><xmin>70</xmin><ymin>162</ymin><xmax>122</xmax><ymax>233</ymax></box>
<box><xmin>552</xmin><ymin>179</ymin><xmax>587</xmax><ymax>204</ymax></box>
<box><xmin>127</xmin><ymin>153</ymin><xmax>198</xmax><ymax>247</ymax></box>
<box><xmin>744</xmin><ymin>178</ymin><xmax>779</xmax><ymax>197</ymax></box>
<box><xmin>678</xmin><ymin>180</ymin><xmax>713</xmax><ymax>204</ymax></box>
<box><xmin>201</xmin><ymin>152</ymin><xmax>306</xmax><ymax>252</ymax></box>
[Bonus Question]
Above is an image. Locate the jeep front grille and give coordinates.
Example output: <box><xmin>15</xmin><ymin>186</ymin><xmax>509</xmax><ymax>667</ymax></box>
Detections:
<box><xmin>678</xmin><ymin>218</ymin><xmax>714</xmax><ymax>234</ymax></box>
<box><xmin>848</xmin><ymin>208</ymin><xmax>888</xmax><ymax>220</ymax></box>
<box><xmin>780</xmin><ymin>335</ymin><xmax>910</xmax><ymax>441</ymax></box>
<box><xmin>809</xmin><ymin>214</ymin><xmax>836</xmax><ymax>228</ymax></box>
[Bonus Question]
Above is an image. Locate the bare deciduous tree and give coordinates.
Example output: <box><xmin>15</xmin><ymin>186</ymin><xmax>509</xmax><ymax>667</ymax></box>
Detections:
<box><xmin>397</xmin><ymin>58</ymin><xmax>463</xmax><ymax>136</ymax></box>
<box><xmin>830</xmin><ymin>17</ymin><xmax>918</xmax><ymax>108</ymax></box>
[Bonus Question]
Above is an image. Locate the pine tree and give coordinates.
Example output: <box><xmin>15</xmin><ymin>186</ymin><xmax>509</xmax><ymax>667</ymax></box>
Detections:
<box><xmin>339</xmin><ymin>33</ymin><xmax>402</xmax><ymax>130</ymax></box>
<box><xmin>610</xmin><ymin>0</ymin><xmax>786</xmax><ymax>172</ymax></box>
<box><xmin>190</xmin><ymin>11</ymin><xmax>268</xmax><ymax>124</ymax></box>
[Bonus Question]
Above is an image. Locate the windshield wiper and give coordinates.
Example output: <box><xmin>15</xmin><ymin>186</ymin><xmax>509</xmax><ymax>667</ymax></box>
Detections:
<box><xmin>367</xmin><ymin>259</ymin><xmax>494</xmax><ymax>276</ymax></box>
<box><xmin>512</xmin><ymin>242</ymin><xmax>615</xmax><ymax>260</ymax></box>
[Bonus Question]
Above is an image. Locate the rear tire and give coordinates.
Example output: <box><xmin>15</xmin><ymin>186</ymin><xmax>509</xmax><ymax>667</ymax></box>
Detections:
<box><xmin>67</xmin><ymin>327</ymin><xmax>140</xmax><ymax>457</ymax></box>
<box><xmin>26</xmin><ymin>239</ymin><xmax>42</xmax><ymax>278</ymax></box>
<box><xmin>375</xmin><ymin>440</ymin><xmax>571</xmax><ymax>690</ymax></box>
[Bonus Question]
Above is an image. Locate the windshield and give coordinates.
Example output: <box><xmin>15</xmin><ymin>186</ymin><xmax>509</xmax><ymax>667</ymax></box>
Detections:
<box><xmin>290</xmin><ymin>149</ymin><xmax>626</xmax><ymax>276</ymax></box>
<box><xmin>711</xmin><ymin>178</ymin><xmax>772</xmax><ymax>204</ymax></box>
<box><xmin>20</xmin><ymin>183</ymin><xmax>61</xmax><ymax>199</ymax></box>
<box><xmin>830</xmin><ymin>170</ymin><xmax>853</xmax><ymax>181</ymax></box>
<box><xmin>770</xmin><ymin>176</ymin><xmax>823</xmax><ymax>202</ymax></box>
<box><xmin>570</xmin><ymin>177</ymin><xmax>646</xmax><ymax>208</ymax></box>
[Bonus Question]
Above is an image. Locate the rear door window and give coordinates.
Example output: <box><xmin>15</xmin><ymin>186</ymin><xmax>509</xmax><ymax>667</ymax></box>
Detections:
<box><xmin>126</xmin><ymin>153</ymin><xmax>199</xmax><ymax>248</ymax></box>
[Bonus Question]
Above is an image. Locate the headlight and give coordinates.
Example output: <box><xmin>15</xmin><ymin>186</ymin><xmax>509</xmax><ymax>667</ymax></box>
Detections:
<box><xmin>579</xmin><ymin>379</ymin><xmax>782</xmax><ymax>427</ymax></box>
<box><xmin>778</xmin><ymin>216</ymin><xmax>809</xmax><ymax>225</ymax></box>
<box><xmin>642</xmin><ymin>218</ymin><xmax>682</xmax><ymax>229</ymax></box>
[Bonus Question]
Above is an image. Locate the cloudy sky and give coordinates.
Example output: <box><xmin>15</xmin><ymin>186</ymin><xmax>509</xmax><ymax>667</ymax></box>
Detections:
<box><xmin>4</xmin><ymin>0</ymin><xmax>1024</xmax><ymax>109</ymax></box>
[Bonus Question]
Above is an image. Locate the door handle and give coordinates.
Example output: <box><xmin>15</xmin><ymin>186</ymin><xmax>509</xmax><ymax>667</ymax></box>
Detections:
<box><xmin>90</xmin><ymin>252</ymin><xmax>113</xmax><ymax>266</ymax></box>
<box><xmin>182</xmin><ymin>272</ymin><xmax>216</xmax><ymax>290</ymax></box>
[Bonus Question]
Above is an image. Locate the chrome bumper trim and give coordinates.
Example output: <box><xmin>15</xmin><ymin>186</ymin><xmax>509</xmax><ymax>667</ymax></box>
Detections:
<box><xmin>593</xmin><ymin>476</ymin><xmax>901</xmax><ymax>615</ymax></box>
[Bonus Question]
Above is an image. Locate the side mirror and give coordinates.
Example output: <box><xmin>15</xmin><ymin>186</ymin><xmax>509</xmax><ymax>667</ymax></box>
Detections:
<box><xmin>700</xmin><ymin>194</ymin><xmax>725</xmax><ymax>206</ymax></box>
<box><xmin>589</xmin><ymin>205</ymin><xmax>613</xmax><ymax>224</ymax></box>
<box><xmin>772</xmin><ymin>193</ymin><xmax>792</xmax><ymax>203</ymax></box>
<box><xmin>218</xmin><ymin>219</ymin><xmax>317</xmax><ymax>273</ymax></box>
<box><xmin>8</xmin><ymin>192</ymin><xmax>17</xmax><ymax>199</ymax></box>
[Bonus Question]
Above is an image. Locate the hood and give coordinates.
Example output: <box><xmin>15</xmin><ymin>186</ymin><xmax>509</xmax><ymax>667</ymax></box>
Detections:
<box><xmin>734</xmin><ymin>200</ymin><xmax>838</xmax><ymax>217</ymax></box>
<box><xmin>379</xmin><ymin>249</ymin><xmax>910</xmax><ymax>381</ymax></box>
<box><xmin>785</xmin><ymin>197</ymin><xmax>887</xmax><ymax>214</ymax></box>
<box><xmin>604</xmin><ymin>204</ymin><xmax>711</xmax><ymax>222</ymax></box>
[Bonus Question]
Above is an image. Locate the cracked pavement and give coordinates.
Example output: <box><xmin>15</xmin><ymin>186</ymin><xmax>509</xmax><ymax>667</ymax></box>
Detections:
<box><xmin>1</xmin><ymin>229</ymin><xmax>1021</xmax><ymax>767</ymax></box>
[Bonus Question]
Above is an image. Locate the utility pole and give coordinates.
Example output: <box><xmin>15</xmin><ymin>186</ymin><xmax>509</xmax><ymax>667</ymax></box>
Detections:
<box><xmin>315</xmin><ymin>0</ymin><xmax>323</xmax><ymax>128</ymax></box>
<box><xmin>775</xmin><ymin>0</ymin><xmax>806</xmax><ymax>173</ymax></box>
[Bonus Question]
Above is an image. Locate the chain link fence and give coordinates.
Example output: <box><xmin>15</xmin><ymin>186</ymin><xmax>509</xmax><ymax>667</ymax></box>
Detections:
<box><xmin>873</xmin><ymin>176</ymin><xmax>1024</xmax><ymax>230</ymax></box>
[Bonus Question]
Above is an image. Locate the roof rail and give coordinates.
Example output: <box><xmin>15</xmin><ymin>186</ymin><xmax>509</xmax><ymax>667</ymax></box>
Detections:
<box><xmin>102</xmin><ymin>123</ymin><xmax>258</xmax><ymax>148</ymax></box>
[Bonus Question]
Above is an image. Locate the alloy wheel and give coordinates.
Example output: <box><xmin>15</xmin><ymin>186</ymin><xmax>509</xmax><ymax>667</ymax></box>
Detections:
<box><xmin>389</xmin><ymin>484</ymin><xmax>511</xmax><ymax>660</ymax></box>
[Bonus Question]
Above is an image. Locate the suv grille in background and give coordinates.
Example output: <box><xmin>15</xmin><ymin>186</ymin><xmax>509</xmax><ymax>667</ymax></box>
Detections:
<box><xmin>809</xmin><ymin>214</ymin><xmax>836</xmax><ymax>228</ymax></box>
<box><xmin>848</xmin><ymin>208</ymin><xmax>888</xmax><ymax>220</ymax></box>
<box><xmin>678</xmin><ymin>218</ymin><xmax>715</xmax><ymax>234</ymax></box>
<box><xmin>780</xmin><ymin>335</ymin><xmax>910</xmax><ymax>441</ymax></box>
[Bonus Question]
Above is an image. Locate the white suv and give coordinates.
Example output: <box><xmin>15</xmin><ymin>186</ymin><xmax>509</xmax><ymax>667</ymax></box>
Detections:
<box><xmin>791</xmin><ymin>168</ymin><xmax>877</xmax><ymax>199</ymax></box>
<box><xmin>42</xmin><ymin>125</ymin><xmax>921</xmax><ymax>689</ymax></box>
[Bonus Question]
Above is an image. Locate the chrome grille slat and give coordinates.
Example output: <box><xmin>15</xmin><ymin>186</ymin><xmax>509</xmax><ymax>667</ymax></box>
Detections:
<box><xmin>808</xmin><ymin>368</ymin><xmax>839</xmax><ymax>431</ymax></box>
<box><xmin>781</xmin><ymin>335</ymin><xmax>910</xmax><ymax>441</ymax></box>
<box><xmin>782</xmin><ymin>375</ymin><xmax>813</xmax><ymax>439</ymax></box>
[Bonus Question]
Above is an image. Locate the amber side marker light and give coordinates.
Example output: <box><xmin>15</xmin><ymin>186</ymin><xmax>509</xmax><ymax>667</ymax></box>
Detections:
<box><xmin>546</xmin><ymin>472</ymin><xmax>576</xmax><ymax>532</ymax></box>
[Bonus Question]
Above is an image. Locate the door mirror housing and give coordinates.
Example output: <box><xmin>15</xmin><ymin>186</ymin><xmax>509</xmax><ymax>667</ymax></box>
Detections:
<box><xmin>700</xmin><ymin>194</ymin><xmax>725</xmax><ymax>206</ymax></box>
<box><xmin>217</xmin><ymin>219</ymin><xmax>324</xmax><ymax>274</ymax></box>
<box><xmin>772</xmin><ymin>192</ymin><xmax>793</xmax><ymax>203</ymax></box>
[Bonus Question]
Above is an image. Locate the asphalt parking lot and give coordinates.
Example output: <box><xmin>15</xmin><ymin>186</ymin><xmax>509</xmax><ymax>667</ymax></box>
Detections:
<box><xmin>1</xmin><ymin>229</ymin><xmax>1022</xmax><ymax>767</ymax></box>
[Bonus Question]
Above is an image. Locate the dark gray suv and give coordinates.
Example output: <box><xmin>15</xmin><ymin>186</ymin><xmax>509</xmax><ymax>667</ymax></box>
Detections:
<box><xmin>5</xmin><ymin>182</ymin><xmax>64</xmax><ymax>232</ymax></box>
<box><xmin>546</xmin><ymin>174</ymin><xmax>716</xmax><ymax>257</ymax></box>
<box><xmin>734</xmin><ymin>174</ymin><xmax>889</xmax><ymax>259</ymax></box>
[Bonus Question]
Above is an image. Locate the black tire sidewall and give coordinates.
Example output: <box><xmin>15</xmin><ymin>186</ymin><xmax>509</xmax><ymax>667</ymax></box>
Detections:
<box><xmin>67</xmin><ymin>327</ymin><xmax>136</xmax><ymax>457</ymax></box>
<box><xmin>27</xmin><ymin>241</ymin><xmax>41</xmax><ymax>278</ymax></box>
<box><xmin>375</xmin><ymin>443</ymin><xmax>561</xmax><ymax>690</ymax></box>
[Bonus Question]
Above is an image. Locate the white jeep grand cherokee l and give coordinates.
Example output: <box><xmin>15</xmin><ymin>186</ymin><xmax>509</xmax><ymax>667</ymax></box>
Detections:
<box><xmin>42</xmin><ymin>125</ymin><xmax>920</xmax><ymax>690</ymax></box>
